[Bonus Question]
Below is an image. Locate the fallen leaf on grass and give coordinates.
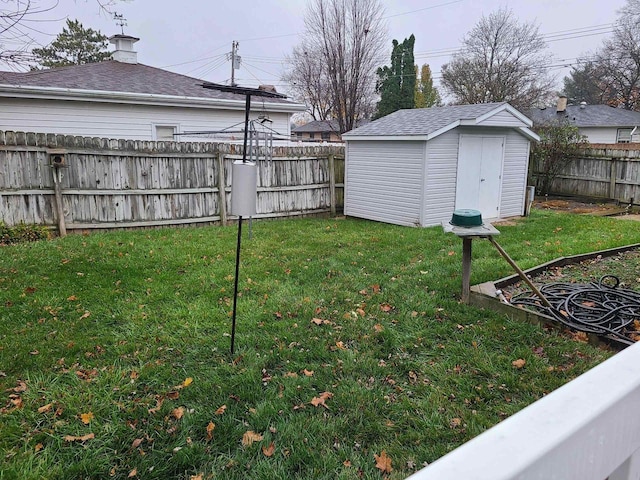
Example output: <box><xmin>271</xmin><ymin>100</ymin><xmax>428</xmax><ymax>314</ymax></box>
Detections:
<box><xmin>190</xmin><ymin>475</ymin><xmax>204</xmax><ymax>480</ymax></box>
<box><xmin>206</xmin><ymin>422</ymin><xmax>215</xmax><ymax>440</ymax></box>
<box><xmin>35</xmin><ymin>443</ymin><xmax>44</xmax><ymax>452</ymax></box>
<box><xmin>11</xmin><ymin>380</ymin><xmax>27</xmax><ymax>393</ymax></box>
<box><xmin>166</xmin><ymin>391</ymin><xmax>180</xmax><ymax>400</ymax></box>
<box><xmin>79</xmin><ymin>311</ymin><xmax>91</xmax><ymax>320</ymax></box>
<box><xmin>303</xmin><ymin>369</ymin><xmax>314</xmax><ymax>377</ymax></box>
<box><xmin>80</xmin><ymin>412</ymin><xmax>94</xmax><ymax>424</ymax></box>
<box><xmin>215</xmin><ymin>405</ymin><xmax>227</xmax><ymax>415</ymax></box>
<box><xmin>512</xmin><ymin>359</ymin><xmax>526</xmax><ymax>369</ymax></box>
<box><xmin>449</xmin><ymin>418</ymin><xmax>463</xmax><ymax>430</ymax></box>
<box><xmin>310</xmin><ymin>391</ymin><xmax>333</xmax><ymax>409</ymax></box>
<box><xmin>343</xmin><ymin>460</ymin><xmax>352</xmax><ymax>467</ymax></box>
<box><xmin>334</xmin><ymin>341</ymin><xmax>346</xmax><ymax>350</ymax></box>
<box><xmin>38</xmin><ymin>403</ymin><xmax>53</xmax><ymax>413</ymax></box>
<box><xmin>64</xmin><ymin>433</ymin><xmax>95</xmax><ymax>443</ymax></box>
<box><xmin>242</xmin><ymin>430</ymin><xmax>263</xmax><ymax>447</ymax></box>
<box><xmin>131</xmin><ymin>438</ymin><xmax>143</xmax><ymax>449</ymax></box>
<box><xmin>311</xmin><ymin>317</ymin><xmax>331</xmax><ymax>326</ymax></box>
<box><xmin>374</xmin><ymin>450</ymin><xmax>393</xmax><ymax>474</ymax></box>
<box><xmin>171</xmin><ymin>407</ymin><xmax>184</xmax><ymax>420</ymax></box>
<box><xmin>373</xmin><ymin>323</ymin><xmax>384</xmax><ymax>333</ymax></box>
<box><xmin>571</xmin><ymin>331</ymin><xmax>589</xmax><ymax>343</ymax></box>
<box><xmin>148</xmin><ymin>397</ymin><xmax>164</xmax><ymax>414</ymax></box>
<box><xmin>182</xmin><ymin>377</ymin><xmax>193</xmax><ymax>387</ymax></box>
<box><xmin>380</xmin><ymin>303</ymin><xmax>393</xmax><ymax>312</ymax></box>
<box><xmin>262</xmin><ymin>442</ymin><xmax>275</xmax><ymax>457</ymax></box>
<box><xmin>128</xmin><ymin>468</ymin><xmax>137</xmax><ymax>478</ymax></box>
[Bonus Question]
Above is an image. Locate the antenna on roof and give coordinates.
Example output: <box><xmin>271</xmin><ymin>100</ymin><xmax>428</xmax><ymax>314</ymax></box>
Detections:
<box><xmin>113</xmin><ymin>13</ymin><xmax>127</xmax><ymax>35</ymax></box>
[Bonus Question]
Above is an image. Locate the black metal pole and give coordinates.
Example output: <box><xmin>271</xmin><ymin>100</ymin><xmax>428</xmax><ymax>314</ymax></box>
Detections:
<box><xmin>242</xmin><ymin>93</ymin><xmax>250</xmax><ymax>162</ymax></box>
<box><xmin>230</xmin><ymin>215</ymin><xmax>243</xmax><ymax>355</ymax></box>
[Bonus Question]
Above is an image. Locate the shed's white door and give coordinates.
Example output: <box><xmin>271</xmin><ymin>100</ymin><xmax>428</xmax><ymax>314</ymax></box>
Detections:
<box><xmin>455</xmin><ymin>135</ymin><xmax>504</xmax><ymax>218</ymax></box>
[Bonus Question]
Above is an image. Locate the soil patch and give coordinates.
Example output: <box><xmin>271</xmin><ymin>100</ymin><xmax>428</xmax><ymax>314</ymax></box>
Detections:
<box><xmin>534</xmin><ymin>196</ymin><xmax>624</xmax><ymax>215</ymax></box>
<box><xmin>502</xmin><ymin>249</ymin><xmax>640</xmax><ymax>299</ymax></box>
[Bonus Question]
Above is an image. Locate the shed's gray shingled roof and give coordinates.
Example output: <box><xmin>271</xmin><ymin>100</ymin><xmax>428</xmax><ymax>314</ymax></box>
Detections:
<box><xmin>0</xmin><ymin>61</ymin><xmax>299</xmax><ymax>105</ymax></box>
<box><xmin>526</xmin><ymin>104</ymin><xmax>640</xmax><ymax>128</ymax></box>
<box><xmin>343</xmin><ymin>102</ymin><xmax>507</xmax><ymax>136</ymax></box>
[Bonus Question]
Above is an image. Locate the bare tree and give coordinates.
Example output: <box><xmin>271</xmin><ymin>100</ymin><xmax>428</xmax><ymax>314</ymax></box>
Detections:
<box><xmin>1</xmin><ymin>0</ymin><xmax>122</xmax><ymax>69</ymax></box>
<box><xmin>284</xmin><ymin>0</ymin><xmax>386</xmax><ymax>133</ymax></box>
<box><xmin>283</xmin><ymin>42</ymin><xmax>336</xmax><ymax>121</ymax></box>
<box><xmin>441</xmin><ymin>8</ymin><xmax>554</xmax><ymax>109</ymax></box>
<box><xmin>591</xmin><ymin>1</ymin><xmax>640</xmax><ymax>110</ymax></box>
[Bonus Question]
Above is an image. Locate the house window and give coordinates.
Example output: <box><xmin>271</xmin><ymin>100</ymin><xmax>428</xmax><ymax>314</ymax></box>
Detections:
<box><xmin>155</xmin><ymin>125</ymin><xmax>177</xmax><ymax>141</ymax></box>
<box><xmin>296</xmin><ymin>132</ymin><xmax>302</xmax><ymax>139</ymax></box>
<box><xmin>617</xmin><ymin>128</ymin><xmax>632</xmax><ymax>143</ymax></box>
<box><xmin>309</xmin><ymin>133</ymin><xmax>315</xmax><ymax>139</ymax></box>
<box><xmin>321</xmin><ymin>132</ymin><xmax>330</xmax><ymax>141</ymax></box>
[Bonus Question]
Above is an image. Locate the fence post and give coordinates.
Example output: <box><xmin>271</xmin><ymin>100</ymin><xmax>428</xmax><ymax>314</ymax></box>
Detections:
<box><xmin>328</xmin><ymin>153</ymin><xmax>336</xmax><ymax>217</ymax></box>
<box><xmin>609</xmin><ymin>158</ymin><xmax>617</xmax><ymax>200</ymax></box>
<box><xmin>217</xmin><ymin>152</ymin><xmax>227</xmax><ymax>225</ymax></box>
<box><xmin>51</xmin><ymin>167</ymin><xmax>67</xmax><ymax>237</ymax></box>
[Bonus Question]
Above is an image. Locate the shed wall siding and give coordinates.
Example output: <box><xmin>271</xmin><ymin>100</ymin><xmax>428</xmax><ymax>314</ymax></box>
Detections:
<box><xmin>579</xmin><ymin>127</ymin><xmax>617</xmax><ymax>144</ymax></box>
<box><xmin>476</xmin><ymin>110</ymin><xmax>528</xmax><ymax>128</ymax></box>
<box><xmin>345</xmin><ymin>140</ymin><xmax>425</xmax><ymax>226</ymax></box>
<box><xmin>422</xmin><ymin>130</ymin><xmax>459</xmax><ymax>226</ymax></box>
<box><xmin>0</xmin><ymin>97</ymin><xmax>292</xmax><ymax>141</ymax></box>
<box><xmin>500</xmin><ymin>130</ymin><xmax>530</xmax><ymax>217</ymax></box>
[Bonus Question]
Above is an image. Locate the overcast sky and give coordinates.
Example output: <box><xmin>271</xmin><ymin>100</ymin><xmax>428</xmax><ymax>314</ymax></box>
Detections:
<box><xmin>9</xmin><ymin>0</ymin><xmax>629</xmax><ymax>102</ymax></box>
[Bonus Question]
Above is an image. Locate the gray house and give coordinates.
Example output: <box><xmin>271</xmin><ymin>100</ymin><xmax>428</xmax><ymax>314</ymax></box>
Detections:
<box><xmin>527</xmin><ymin>97</ymin><xmax>640</xmax><ymax>144</ymax></box>
<box><xmin>342</xmin><ymin>103</ymin><xmax>539</xmax><ymax>227</ymax></box>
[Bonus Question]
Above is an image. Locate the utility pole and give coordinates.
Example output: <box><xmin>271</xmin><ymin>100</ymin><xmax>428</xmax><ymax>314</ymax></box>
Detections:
<box><xmin>228</xmin><ymin>41</ymin><xmax>241</xmax><ymax>87</ymax></box>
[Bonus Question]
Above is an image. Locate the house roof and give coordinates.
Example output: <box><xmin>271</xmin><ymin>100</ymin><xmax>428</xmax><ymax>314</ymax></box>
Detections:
<box><xmin>0</xmin><ymin>61</ymin><xmax>304</xmax><ymax>111</ymax></box>
<box><xmin>292</xmin><ymin>119</ymin><xmax>340</xmax><ymax>133</ymax></box>
<box><xmin>526</xmin><ymin>104</ymin><xmax>640</xmax><ymax>128</ymax></box>
<box><xmin>343</xmin><ymin>102</ymin><xmax>538</xmax><ymax>141</ymax></box>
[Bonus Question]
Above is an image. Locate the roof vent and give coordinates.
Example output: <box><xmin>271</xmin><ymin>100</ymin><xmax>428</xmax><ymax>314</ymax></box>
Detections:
<box><xmin>109</xmin><ymin>34</ymin><xmax>139</xmax><ymax>64</ymax></box>
<box><xmin>580</xmin><ymin>101</ymin><xmax>587</xmax><ymax>109</ymax></box>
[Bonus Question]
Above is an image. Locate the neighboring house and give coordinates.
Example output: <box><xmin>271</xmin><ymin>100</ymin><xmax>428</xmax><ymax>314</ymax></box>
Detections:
<box><xmin>342</xmin><ymin>102</ymin><xmax>539</xmax><ymax>227</ymax></box>
<box><xmin>0</xmin><ymin>35</ymin><xmax>305</xmax><ymax>141</ymax></box>
<box><xmin>292</xmin><ymin>119</ymin><xmax>343</xmax><ymax>142</ymax></box>
<box><xmin>527</xmin><ymin>97</ymin><xmax>640</xmax><ymax>144</ymax></box>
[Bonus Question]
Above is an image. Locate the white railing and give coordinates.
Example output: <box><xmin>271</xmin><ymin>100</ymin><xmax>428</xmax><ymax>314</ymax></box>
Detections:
<box><xmin>408</xmin><ymin>341</ymin><xmax>640</xmax><ymax>480</ymax></box>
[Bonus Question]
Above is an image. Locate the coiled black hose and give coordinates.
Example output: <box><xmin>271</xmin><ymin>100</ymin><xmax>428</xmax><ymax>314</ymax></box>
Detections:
<box><xmin>510</xmin><ymin>275</ymin><xmax>640</xmax><ymax>345</ymax></box>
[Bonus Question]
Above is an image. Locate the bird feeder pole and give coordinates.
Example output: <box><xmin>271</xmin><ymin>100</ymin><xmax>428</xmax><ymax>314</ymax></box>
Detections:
<box><xmin>200</xmin><ymin>82</ymin><xmax>287</xmax><ymax>355</ymax></box>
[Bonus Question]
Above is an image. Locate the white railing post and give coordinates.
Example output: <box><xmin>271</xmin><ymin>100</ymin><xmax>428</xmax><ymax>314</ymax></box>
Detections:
<box><xmin>408</xmin><ymin>341</ymin><xmax>640</xmax><ymax>480</ymax></box>
<box><xmin>610</xmin><ymin>448</ymin><xmax>640</xmax><ymax>480</ymax></box>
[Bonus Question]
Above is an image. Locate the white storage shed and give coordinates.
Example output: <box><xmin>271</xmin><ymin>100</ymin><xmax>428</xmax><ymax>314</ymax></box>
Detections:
<box><xmin>342</xmin><ymin>102</ymin><xmax>539</xmax><ymax>227</ymax></box>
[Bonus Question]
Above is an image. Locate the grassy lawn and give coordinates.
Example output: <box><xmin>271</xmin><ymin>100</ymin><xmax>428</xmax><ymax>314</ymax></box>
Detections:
<box><xmin>1</xmin><ymin>210</ymin><xmax>639</xmax><ymax>479</ymax></box>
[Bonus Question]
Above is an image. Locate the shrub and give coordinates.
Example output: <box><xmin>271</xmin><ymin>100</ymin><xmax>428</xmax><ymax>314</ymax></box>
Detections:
<box><xmin>0</xmin><ymin>222</ymin><xmax>51</xmax><ymax>245</ymax></box>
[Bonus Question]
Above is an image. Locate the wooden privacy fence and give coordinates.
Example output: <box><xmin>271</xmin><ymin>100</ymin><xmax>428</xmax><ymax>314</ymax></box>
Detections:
<box><xmin>0</xmin><ymin>131</ymin><xmax>345</xmax><ymax>232</ymax></box>
<box><xmin>530</xmin><ymin>144</ymin><xmax>640</xmax><ymax>203</ymax></box>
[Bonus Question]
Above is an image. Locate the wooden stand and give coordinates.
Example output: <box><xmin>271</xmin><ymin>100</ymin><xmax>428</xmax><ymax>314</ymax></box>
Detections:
<box><xmin>442</xmin><ymin>221</ymin><xmax>551</xmax><ymax>307</ymax></box>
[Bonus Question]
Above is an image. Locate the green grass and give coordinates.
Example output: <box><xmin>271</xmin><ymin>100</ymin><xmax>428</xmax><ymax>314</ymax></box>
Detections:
<box><xmin>1</xmin><ymin>210</ymin><xmax>639</xmax><ymax>479</ymax></box>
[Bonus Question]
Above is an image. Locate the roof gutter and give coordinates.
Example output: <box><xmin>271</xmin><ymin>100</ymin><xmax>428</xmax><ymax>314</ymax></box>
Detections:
<box><xmin>0</xmin><ymin>84</ymin><xmax>306</xmax><ymax>112</ymax></box>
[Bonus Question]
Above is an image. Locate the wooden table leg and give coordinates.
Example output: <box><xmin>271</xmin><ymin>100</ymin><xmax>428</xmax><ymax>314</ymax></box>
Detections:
<box><xmin>462</xmin><ymin>237</ymin><xmax>472</xmax><ymax>304</ymax></box>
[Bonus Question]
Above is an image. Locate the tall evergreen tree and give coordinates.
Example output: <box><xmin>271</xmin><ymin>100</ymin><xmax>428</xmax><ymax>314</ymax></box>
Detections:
<box><xmin>414</xmin><ymin>64</ymin><xmax>441</xmax><ymax>108</ymax></box>
<box><xmin>374</xmin><ymin>34</ymin><xmax>416</xmax><ymax>119</ymax></box>
<box><xmin>32</xmin><ymin>19</ymin><xmax>111</xmax><ymax>69</ymax></box>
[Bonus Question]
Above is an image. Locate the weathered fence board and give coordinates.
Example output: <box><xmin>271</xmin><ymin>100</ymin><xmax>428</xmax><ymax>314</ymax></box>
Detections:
<box><xmin>530</xmin><ymin>145</ymin><xmax>640</xmax><ymax>203</ymax></box>
<box><xmin>0</xmin><ymin>131</ymin><xmax>345</xmax><ymax>232</ymax></box>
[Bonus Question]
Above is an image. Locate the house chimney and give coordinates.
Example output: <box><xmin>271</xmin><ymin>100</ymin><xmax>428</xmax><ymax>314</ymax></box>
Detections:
<box><xmin>556</xmin><ymin>95</ymin><xmax>568</xmax><ymax>113</ymax></box>
<box><xmin>109</xmin><ymin>34</ymin><xmax>140</xmax><ymax>64</ymax></box>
